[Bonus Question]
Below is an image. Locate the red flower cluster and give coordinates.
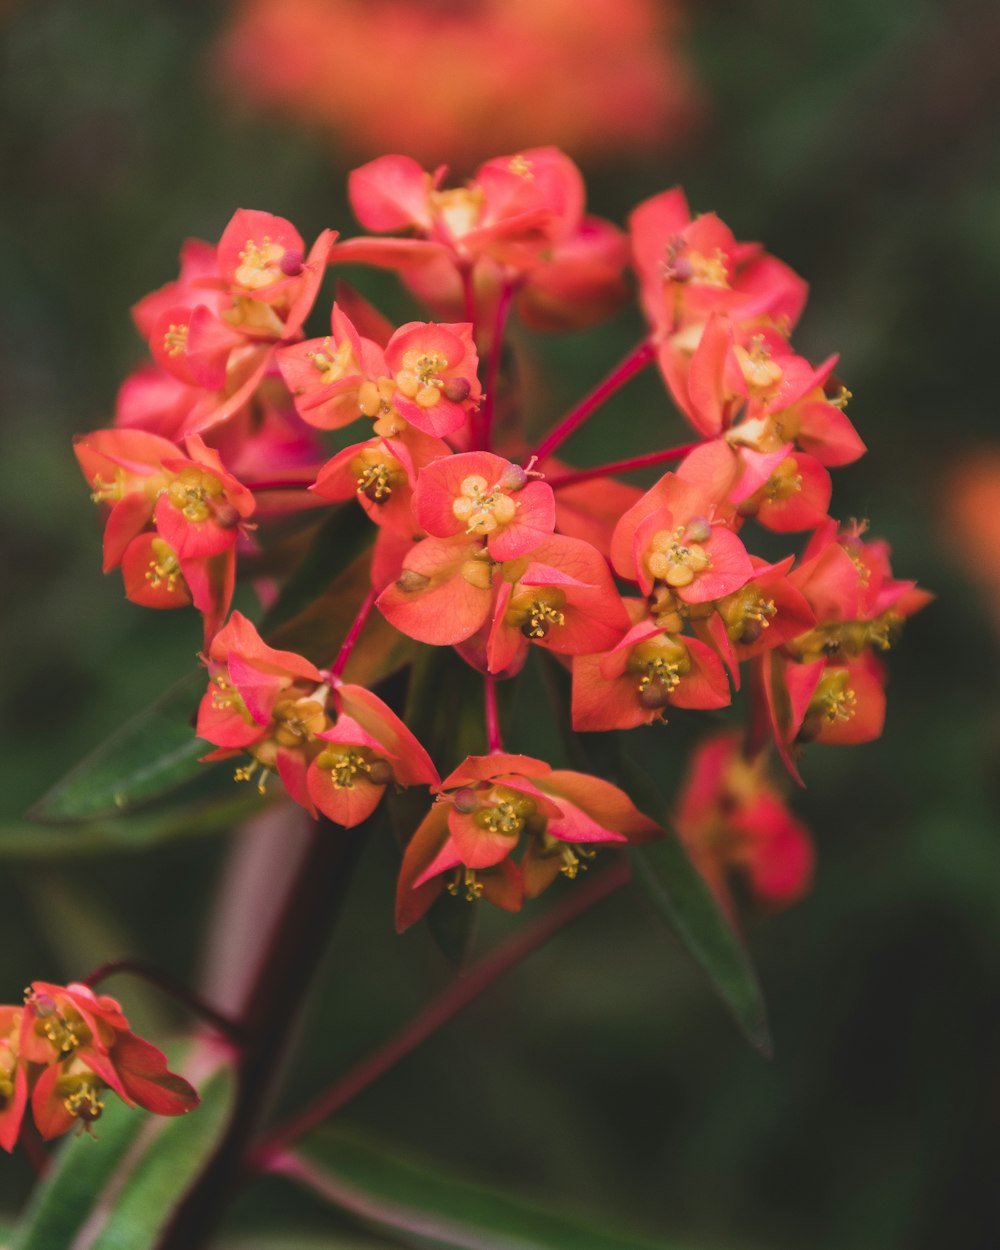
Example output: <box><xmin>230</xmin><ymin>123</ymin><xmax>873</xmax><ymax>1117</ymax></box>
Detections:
<box><xmin>214</xmin><ymin>0</ymin><xmax>700</xmax><ymax>167</ymax></box>
<box><xmin>0</xmin><ymin>983</ymin><xmax>197</xmax><ymax>1151</ymax></box>
<box><xmin>75</xmin><ymin>148</ymin><xmax>926</xmax><ymax>927</ymax></box>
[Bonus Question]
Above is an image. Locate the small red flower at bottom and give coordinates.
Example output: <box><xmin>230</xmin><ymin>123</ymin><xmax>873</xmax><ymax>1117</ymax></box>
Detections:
<box><xmin>0</xmin><ymin>982</ymin><xmax>199</xmax><ymax>1149</ymax></box>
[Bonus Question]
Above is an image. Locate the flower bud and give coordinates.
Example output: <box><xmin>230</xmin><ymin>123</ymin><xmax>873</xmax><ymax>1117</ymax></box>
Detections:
<box><xmin>442</xmin><ymin>376</ymin><xmax>471</xmax><ymax>404</ymax></box>
<box><xmin>279</xmin><ymin>248</ymin><xmax>304</xmax><ymax>276</ymax></box>
<box><xmin>452</xmin><ymin>787</ymin><xmax>478</xmax><ymax>813</ymax></box>
<box><xmin>685</xmin><ymin>516</ymin><xmax>711</xmax><ymax>544</ymax></box>
<box><xmin>499</xmin><ymin>463</ymin><xmax>529</xmax><ymax>492</ymax></box>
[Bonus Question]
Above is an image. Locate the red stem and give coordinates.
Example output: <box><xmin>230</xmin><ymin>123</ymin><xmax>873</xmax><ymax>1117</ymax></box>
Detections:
<box><xmin>82</xmin><ymin>958</ymin><xmax>247</xmax><ymax>1046</ymax></box>
<box><xmin>478</xmin><ymin>281</ymin><xmax>515</xmax><ymax>451</ymax></box>
<box><xmin>546</xmin><ymin>441</ymin><xmax>705</xmax><ymax>489</ymax></box>
<box><xmin>460</xmin><ymin>262</ymin><xmax>476</xmax><ymax>331</ymax></box>
<box><xmin>329</xmin><ymin>589</ymin><xmax>377</xmax><ymax>681</ymax></box>
<box><xmin>532</xmin><ymin>338</ymin><xmax>656</xmax><ymax>465</ymax></box>
<box><xmin>485</xmin><ymin>675</ymin><xmax>503</xmax><ymax>753</ymax></box>
<box><xmin>250</xmin><ymin>856</ymin><xmax>630</xmax><ymax>1169</ymax></box>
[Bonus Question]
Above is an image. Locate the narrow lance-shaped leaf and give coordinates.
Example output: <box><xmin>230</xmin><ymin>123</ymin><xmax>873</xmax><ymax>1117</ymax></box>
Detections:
<box><xmin>12</xmin><ymin>1057</ymin><xmax>234</xmax><ymax>1250</ymax></box>
<box><xmin>283</xmin><ymin>1126</ymin><xmax>696</xmax><ymax>1250</ymax></box>
<box><xmin>616</xmin><ymin>750</ymin><xmax>772</xmax><ymax>1056</ymax></box>
<box><xmin>31</xmin><ymin>672</ymin><xmax>209</xmax><ymax>823</ymax></box>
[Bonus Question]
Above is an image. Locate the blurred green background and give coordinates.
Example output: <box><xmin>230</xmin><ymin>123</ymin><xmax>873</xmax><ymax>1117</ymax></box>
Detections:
<box><xmin>1</xmin><ymin>1</ymin><xmax>998</xmax><ymax>1247</ymax></box>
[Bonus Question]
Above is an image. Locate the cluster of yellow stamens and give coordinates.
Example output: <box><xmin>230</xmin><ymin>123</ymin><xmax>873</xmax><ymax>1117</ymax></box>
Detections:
<box><xmin>646</xmin><ymin>525</ymin><xmax>712</xmax><ymax>589</ymax></box>
<box><xmin>162</xmin><ymin>322</ymin><xmax>188</xmax><ymax>357</ymax></box>
<box><xmin>394</xmin><ymin>349</ymin><xmax>448</xmax><ymax>409</ymax></box>
<box><xmin>662</xmin><ymin>237</ymin><xmax>729</xmax><ymax>287</ymax></box>
<box><xmin>720</xmin><ymin>586</ymin><xmax>778</xmax><ymax>645</ymax></box>
<box><xmin>788</xmin><ymin>611</ymin><xmax>902</xmax><ymax>663</ymax></box>
<box><xmin>145</xmin><ymin>539</ymin><xmax>183</xmax><ymax>593</ymax></box>
<box><xmin>235</xmin><ymin>235</ymin><xmax>285</xmax><ymax>290</ymax></box>
<box><xmin>734</xmin><ymin>334</ymin><xmax>784</xmax><ymax>394</ymax></box>
<box><xmin>811</xmin><ymin>670</ymin><xmax>857</xmax><ymax>725</ymax></box>
<box><xmin>627</xmin><ymin>636</ymin><xmax>692</xmax><ymax>707</ymax></box>
<box><xmin>505</xmin><ymin>587</ymin><xmax>566</xmax><ymax>640</ymax></box>
<box><xmin>429</xmin><ymin>185</ymin><xmax>485</xmax><ymax>237</ymax></box>
<box><xmin>62</xmin><ymin>1076</ymin><xmax>105</xmax><ymax>1126</ymax></box>
<box><xmin>350</xmin><ymin>448</ymin><xmax>404</xmax><ymax>504</ymax></box>
<box><xmin>89</xmin><ymin>471</ymin><xmax>125</xmax><ymax>505</ymax></box>
<box><xmin>763</xmin><ymin>458</ymin><xmax>802</xmax><ymax>502</ymax></box>
<box><xmin>271</xmin><ymin>694</ymin><xmax>328</xmax><ymax>750</ymax></box>
<box><xmin>446</xmin><ymin>866</ymin><xmax>484</xmax><ymax>901</ymax></box>
<box><xmin>165</xmin><ymin>467</ymin><xmax>226</xmax><ymax>525</ymax></box>
<box><xmin>307</xmin><ymin>336</ymin><xmax>355</xmax><ymax>385</ymax></box>
<box><xmin>451</xmin><ymin>474</ymin><xmax>518</xmax><ymax>535</ymax></box>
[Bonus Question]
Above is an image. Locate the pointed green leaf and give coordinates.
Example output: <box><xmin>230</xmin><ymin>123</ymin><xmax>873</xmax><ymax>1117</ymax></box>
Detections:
<box><xmin>0</xmin><ymin>793</ymin><xmax>261</xmax><ymax>858</ymax></box>
<box><xmin>287</xmin><ymin>1127</ymin><xmax>693</xmax><ymax>1250</ymax></box>
<box><xmin>30</xmin><ymin>673</ymin><xmax>211</xmax><ymax>823</ymax></box>
<box><xmin>260</xmin><ymin>502</ymin><xmax>374</xmax><ymax>635</ymax></box>
<box><xmin>615</xmin><ymin>754</ymin><xmax>771</xmax><ymax>1056</ymax></box>
<box><xmin>12</xmin><ymin>1057</ymin><xmax>234</xmax><ymax>1250</ymax></box>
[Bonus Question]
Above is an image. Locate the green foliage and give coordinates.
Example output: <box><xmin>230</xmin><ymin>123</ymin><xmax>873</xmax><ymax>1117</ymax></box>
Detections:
<box><xmin>291</xmin><ymin>1126</ymin><xmax>691</xmax><ymax>1250</ymax></box>
<box><xmin>11</xmin><ymin>1059</ymin><xmax>234</xmax><ymax>1250</ymax></box>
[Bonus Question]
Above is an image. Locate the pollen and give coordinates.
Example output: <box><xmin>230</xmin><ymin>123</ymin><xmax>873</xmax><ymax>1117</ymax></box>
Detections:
<box><xmin>508</xmin><ymin>154</ymin><xmax>534</xmax><ymax>179</ymax></box>
<box><xmin>234</xmin><ymin>759</ymin><xmax>272</xmax><ymax>795</ymax></box>
<box><xmin>316</xmin><ymin>746</ymin><xmax>374</xmax><ymax>790</ymax></box>
<box><xmin>763</xmin><ymin>458</ymin><xmax>802</xmax><ymax>502</ymax></box>
<box><xmin>810</xmin><ymin>669</ymin><xmax>857</xmax><ymax>724</ymax></box>
<box><xmin>474</xmin><ymin>787</ymin><xmax>535</xmax><ymax>838</ymax></box>
<box><xmin>146</xmin><ymin>539</ymin><xmax>183</xmax><ymax>593</ymax></box>
<box><xmin>163</xmin><ymin>322</ymin><xmax>189</xmax><ymax>357</ymax></box>
<box><xmin>235</xmin><ymin>235</ymin><xmax>286</xmax><ymax>290</ymax></box>
<box><xmin>63</xmin><ymin>1079</ymin><xmax>105</xmax><ymax>1125</ymax></box>
<box><xmin>519</xmin><ymin>598</ymin><xmax>565</xmax><ymax>640</ymax></box>
<box><xmin>721</xmin><ymin>586</ymin><xmax>777</xmax><ymax>644</ymax></box>
<box><xmin>166</xmin><ymin>467</ymin><xmax>225</xmax><ymax>524</ymax></box>
<box><xmin>210</xmin><ymin>674</ymin><xmax>255</xmax><ymax>724</ymax></box>
<box><xmin>451</xmin><ymin>474</ymin><xmax>518</xmax><ymax>534</ymax></box>
<box><xmin>446</xmin><ymin>866</ymin><xmax>484</xmax><ymax>901</ymax></box>
<box><xmin>628</xmin><ymin>635</ymin><xmax>692</xmax><ymax>707</ymax></box>
<box><xmin>647</xmin><ymin>526</ymin><xmax>711</xmax><ymax>588</ymax></box>
<box><xmin>734</xmin><ymin>335</ymin><xmax>783</xmax><ymax>394</ymax></box>
<box><xmin>559</xmin><ymin>843</ymin><xmax>597</xmax><ymax>879</ymax></box>
<box><xmin>429</xmin><ymin>185</ymin><xmax>485</xmax><ymax>237</ymax></box>
<box><xmin>395</xmin><ymin>350</ymin><xmax>448</xmax><ymax>409</ymax></box>
<box><xmin>307</xmin><ymin>336</ymin><xmax>355</xmax><ymax>385</ymax></box>
<box><xmin>89</xmin><ymin>469</ymin><xmax>125</xmax><ymax>505</ymax></box>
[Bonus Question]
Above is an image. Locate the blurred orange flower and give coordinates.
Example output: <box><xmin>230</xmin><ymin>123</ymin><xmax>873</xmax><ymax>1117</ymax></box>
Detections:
<box><xmin>214</xmin><ymin>0</ymin><xmax>701</xmax><ymax>166</ymax></box>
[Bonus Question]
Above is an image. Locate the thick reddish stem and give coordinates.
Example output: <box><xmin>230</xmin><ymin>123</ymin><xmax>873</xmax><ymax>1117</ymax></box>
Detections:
<box><xmin>460</xmin><ymin>262</ymin><xmax>476</xmax><ymax>330</ymax></box>
<box><xmin>250</xmin><ymin>856</ymin><xmax>630</xmax><ymax>1169</ymax></box>
<box><xmin>546</xmin><ymin>441</ymin><xmax>705</xmax><ymax>489</ymax></box>
<box><xmin>532</xmin><ymin>338</ymin><xmax>656</xmax><ymax>465</ymax></box>
<box><xmin>329</xmin><ymin>589</ymin><xmax>377</xmax><ymax>681</ymax></box>
<box><xmin>82</xmin><ymin>959</ymin><xmax>247</xmax><ymax>1046</ymax></box>
<box><xmin>478</xmin><ymin>281</ymin><xmax>515</xmax><ymax>451</ymax></box>
<box><xmin>485</xmin><ymin>675</ymin><xmax>503</xmax><ymax>753</ymax></box>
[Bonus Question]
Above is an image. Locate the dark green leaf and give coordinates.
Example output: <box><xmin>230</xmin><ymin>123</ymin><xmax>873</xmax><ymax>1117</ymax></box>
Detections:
<box><xmin>260</xmin><ymin>502</ymin><xmax>374</xmax><ymax>636</ymax></box>
<box><xmin>289</xmin><ymin>1126</ymin><xmax>692</xmax><ymax>1250</ymax></box>
<box><xmin>12</xmin><ymin>1056</ymin><xmax>234</xmax><ymax>1250</ymax></box>
<box><xmin>0</xmin><ymin>792</ymin><xmax>262</xmax><ymax>858</ymax></box>
<box><xmin>30</xmin><ymin>673</ymin><xmax>211</xmax><ymax>823</ymax></box>
<box><xmin>618</xmin><ymin>755</ymin><xmax>771</xmax><ymax>1055</ymax></box>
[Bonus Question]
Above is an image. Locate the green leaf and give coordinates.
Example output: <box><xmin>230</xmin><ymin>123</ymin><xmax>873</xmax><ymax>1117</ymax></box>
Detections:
<box><xmin>260</xmin><ymin>502</ymin><xmax>374</xmax><ymax>637</ymax></box>
<box><xmin>30</xmin><ymin>673</ymin><xmax>211</xmax><ymax>823</ymax></box>
<box><xmin>12</xmin><ymin>1056</ymin><xmax>234</xmax><ymax>1250</ymax></box>
<box><xmin>616</xmin><ymin>755</ymin><xmax>771</xmax><ymax>1056</ymax></box>
<box><xmin>288</xmin><ymin>1126</ymin><xmax>692</xmax><ymax>1250</ymax></box>
<box><xmin>0</xmin><ymin>793</ymin><xmax>261</xmax><ymax>858</ymax></box>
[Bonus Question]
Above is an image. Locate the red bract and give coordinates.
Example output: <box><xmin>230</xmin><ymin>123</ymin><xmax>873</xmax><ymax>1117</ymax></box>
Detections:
<box><xmin>675</xmin><ymin>733</ymin><xmax>814</xmax><ymax>915</ymax></box>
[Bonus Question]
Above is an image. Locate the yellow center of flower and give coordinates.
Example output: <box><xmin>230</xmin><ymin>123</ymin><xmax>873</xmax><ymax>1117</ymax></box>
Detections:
<box><xmin>808</xmin><ymin>669</ymin><xmax>857</xmax><ymax>726</ymax></box>
<box><xmin>165</xmin><ymin>467</ymin><xmax>225</xmax><ymax>524</ymax></box>
<box><xmin>446</xmin><ymin>866</ymin><xmax>484</xmax><ymax>901</ymax></box>
<box><xmin>89</xmin><ymin>470</ymin><xmax>126</xmax><ymax>505</ymax></box>
<box><xmin>505</xmin><ymin>587</ymin><xmax>567</xmax><ymax>639</ymax></box>
<box><xmin>720</xmin><ymin>586</ymin><xmax>778</xmax><ymax>644</ymax></box>
<box><xmin>351</xmin><ymin>447</ymin><xmax>404</xmax><ymax>505</ymax></box>
<box><xmin>451</xmin><ymin>473</ymin><xmax>518</xmax><ymax>534</ymax></box>
<box><xmin>163</xmin><ymin>322</ymin><xmax>188</xmax><ymax>357</ymax></box>
<box><xmin>307</xmin><ymin>336</ymin><xmax>356</xmax><ymax>385</ymax></box>
<box><xmin>763</xmin><ymin>458</ymin><xmax>802</xmax><ymax>502</ymax></box>
<box><xmin>626</xmin><ymin>635</ymin><xmax>692</xmax><ymax>707</ymax></box>
<box><xmin>646</xmin><ymin>527</ymin><xmax>712</xmax><ymax>589</ymax></box>
<box><xmin>235</xmin><ymin>236</ymin><xmax>286</xmax><ymax>290</ymax></box>
<box><xmin>508</xmin><ymin>154</ymin><xmax>533</xmax><ymax>178</ymax></box>
<box><xmin>394</xmin><ymin>350</ymin><xmax>447</xmax><ymax>410</ymax></box>
<box><xmin>145</xmin><ymin>539</ymin><xmax>183</xmax><ymax>593</ymax></box>
<box><xmin>210</xmin><ymin>674</ymin><xmax>254</xmax><ymax>724</ymax></box>
<box><xmin>271</xmin><ymin>695</ymin><xmax>328</xmax><ymax>749</ymax></box>
<box><xmin>59</xmin><ymin>1071</ymin><xmax>106</xmax><ymax>1126</ymax></box>
<box><xmin>429</xmin><ymin>186</ymin><xmax>485</xmax><ymax>237</ymax></box>
<box><xmin>734</xmin><ymin>335</ymin><xmax>783</xmax><ymax>394</ymax></box>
